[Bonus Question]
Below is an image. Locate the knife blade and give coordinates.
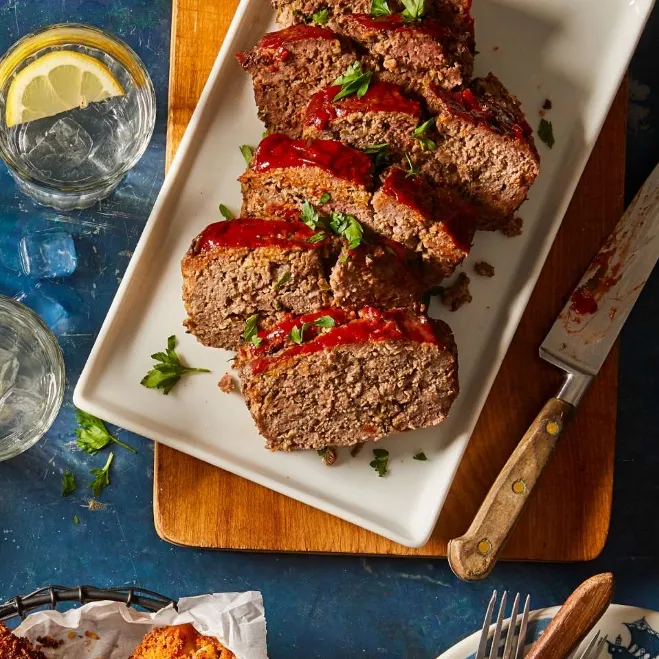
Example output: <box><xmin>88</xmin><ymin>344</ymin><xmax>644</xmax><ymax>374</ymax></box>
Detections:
<box><xmin>448</xmin><ymin>162</ymin><xmax>659</xmax><ymax>582</ymax></box>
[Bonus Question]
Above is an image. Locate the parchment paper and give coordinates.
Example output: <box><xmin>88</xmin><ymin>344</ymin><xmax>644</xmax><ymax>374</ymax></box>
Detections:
<box><xmin>14</xmin><ymin>592</ymin><xmax>267</xmax><ymax>659</ymax></box>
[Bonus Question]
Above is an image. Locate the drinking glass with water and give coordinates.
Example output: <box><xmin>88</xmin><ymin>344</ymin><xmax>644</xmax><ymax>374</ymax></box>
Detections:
<box><xmin>0</xmin><ymin>24</ymin><xmax>156</xmax><ymax>210</ymax></box>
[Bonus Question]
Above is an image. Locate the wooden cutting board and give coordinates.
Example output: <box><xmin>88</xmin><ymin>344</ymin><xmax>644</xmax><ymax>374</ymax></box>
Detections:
<box><xmin>155</xmin><ymin>0</ymin><xmax>625</xmax><ymax>558</ymax></box>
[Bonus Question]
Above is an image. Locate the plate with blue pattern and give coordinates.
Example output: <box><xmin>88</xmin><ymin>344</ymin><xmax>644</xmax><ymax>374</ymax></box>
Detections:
<box><xmin>437</xmin><ymin>604</ymin><xmax>659</xmax><ymax>658</ymax></box>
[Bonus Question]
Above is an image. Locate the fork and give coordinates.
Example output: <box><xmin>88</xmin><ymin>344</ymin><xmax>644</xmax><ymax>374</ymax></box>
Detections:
<box><xmin>475</xmin><ymin>591</ymin><xmax>530</xmax><ymax>659</ymax></box>
<box><xmin>571</xmin><ymin>632</ymin><xmax>607</xmax><ymax>659</ymax></box>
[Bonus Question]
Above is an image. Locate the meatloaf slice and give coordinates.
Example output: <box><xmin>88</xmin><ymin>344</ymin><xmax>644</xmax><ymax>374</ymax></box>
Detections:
<box><xmin>182</xmin><ymin>218</ymin><xmax>331</xmax><ymax>351</ymax></box>
<box><xmin>302</xmin><ymin>81</ymin><xmax>421</xmax><ymax>155</ymax></box>
<box><xmin>338</xmin><ymin>15</ymin><xmax>473</xmax><ymax>94</ymax></box>
<box><xmin>237</xmin><ymin>307</ymin><xmax>459</xmax><ymax>450</ymax></box>
<box><xmin>421</xmin><ymin>73</ymin><xmax>540</xmax><ymax>230</ymax></box>
<box><xmin>236</xmin><ymin>25</ymin><xmax>357</xmax><ymax>137</ymax></box>
<box><xmin>240</xmin><ymin>133</ymin><xmax>374</xmax><ymax>228</ymax></box>
<box><xmin>329</xmin><ymin>238</ymin><xmax>424</xmax><ymax>310</ymax></box>
<box><xmin>370</xmin><ymin>167</ymin><xmax>476</xmax><ymax>283</ymax></box>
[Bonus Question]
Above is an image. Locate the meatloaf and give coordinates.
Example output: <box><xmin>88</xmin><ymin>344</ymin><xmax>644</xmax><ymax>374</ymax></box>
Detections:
<box><xmin>329</xmin><ymin>238</ymin><xmax>424</xmax><ymax>310</ymax></box>
<box><xmin>421</xmin><ymin>73</ymin><xmax>540</xmax><ymax>230</ymax></box>
<box><xmin>240</xmin><ymin>133</ymin><xmax>374</xmax><ymax>227</ymax></box>
<box><xmin>0</xmin><ymin>623</ymin><xmax>46</xmax><ymax>659</ymax></box>
<box><xmin>182</xmin><ymin>218</ymin><xmax>331</xmax><ymax>350</ymax></box>
<box><xmin>370</xmin><ymin>167</ymin><xmax>476</xmax><ymax>282</ymax></box>
<box><xmin>237</xmin><ymin>306</ymin><xmax>459</xmax><ymax>450</ymax></box>
<box><xmin>302</xmin><ymin>81</ymin><xmax>421</xmax><ymax>156</ymax></box>
<box><xmin>236</xmin><ymin>24</ymin><xmax>357</xmax><ymax>137</ymax></box>
<box><xmin>129</xmin><ymin>624</ymin><xmax>235</xmax><ymax>659</ymax></box>
<box><xmin>338</xmin><ymin>15</ymin><xmax>474</xmax><ymax>94</ymax></box>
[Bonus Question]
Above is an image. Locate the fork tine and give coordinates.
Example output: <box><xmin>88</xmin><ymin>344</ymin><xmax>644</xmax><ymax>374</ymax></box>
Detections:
<box><xmin>513</xmin><ymin>595</ymin><xmax>531</xmax><ymax>659</ymax></box>
<box><xmin>476</xmin><ymin>591</ymin><xmax>498</xmax><ymax>659</ymax></box>
<box><xmin>502</xmin><ymin>592</ymin><xmax>521</xmax><ymax>659</ymax></box>
<box><xmin>488</xmin><ymin>591</ymin><xmax>508</xmax><ymax>659</ymax></box>
<box><xmin>579</xmin><ymin>633</ymin><xmax>607</xmax><ymax>659</ymax></box>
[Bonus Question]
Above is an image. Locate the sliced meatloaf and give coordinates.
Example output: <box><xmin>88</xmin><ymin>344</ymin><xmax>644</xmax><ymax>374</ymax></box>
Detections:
<box><xmin>421</xmin><ymin>73</ymin><xmax>540</xmax><ymax>230</ymax></box>
<box><xmin>240</xmin><ymin>133</ymin><xmax>374</xmax><ymax>227</ymax></box>
<box><xmin>237</xmin><ymin>306</ymin><xmax>459</xmax><ymax>450</ymax></box>
<box><xmin>338</xmin><ymin>15</ymin><xmax>473</xmax><ymax>94</ymax></box>
<box><xmin>329</xmin><ymin>238</ymin><xmax>424</xmax><ymax>310</ymax></box>
<box><xmin>370</xmin><ymin>167</ymin><xmax>476</xmax><ymax>282</ymax></box>
<box><xmin>236</xmin><ymin>25</ymin><xmax>357</xmax><ymax>137</ymax></box>
<box><xmin>182</xmin><ymin>218</ymin><xmax>331</xmax><ymax>350</ymax></box>
<box><xmin>302</xmin><ymin>81</ymin><xmax>421</xmax><ymax>156</ymax></box>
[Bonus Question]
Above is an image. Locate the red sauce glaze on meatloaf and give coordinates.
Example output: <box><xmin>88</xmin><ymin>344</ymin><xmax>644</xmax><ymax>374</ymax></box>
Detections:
<box><xmin>193</xmin><ymin>218</ymin><xmax>327</xmax><ymax>253</ymax></box>
<box><xmin>429</xmin><ymin>85</ymin><xmax>533</xmax><ymax>142</ymax></box>
<box><xmin>236</xmin><ymin>25</ymin><xmax>337</xmax><ymax>65</ymax></box>
<box><xmin>380</xmin><ymin>168</ymin><xmax>475</xmax><ymax>251</ymax></box>
<box><xmin>304</xmin><ymin>81</ymin><xmax>421</xmax><ymax>130</ymax></box>
<box><xmin>251</xmin><ymin>134</ymin><xmax>374</xmax><ymax>187</ymax></box>
<box><xmin>246</xmin><ymin>307</ymin><xmax>443</xmax><ymax>374</ymax></box>
<box><xmin>344</xmin><ymin>14</ymin><xmax>455</xmax><ymax>40</ymax></box>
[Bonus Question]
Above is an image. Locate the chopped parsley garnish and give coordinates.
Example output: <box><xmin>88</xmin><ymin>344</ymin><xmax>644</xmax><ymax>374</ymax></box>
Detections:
<box><xmin>61</xmin><ymin>471</ymin><xmax>76</xmax><ymax>496</ymax></box>
<box><xmin>413</xmin><ymin>117</ymin><xmax>437</xmax><ymax>151</ymax></box>
<box><xmin>141</xmin><ymin>335</ymin><xmax>211</xmax><ymax>395</ymax></box>
<box><xmin>219</xmin><ymin>204</ymin><xmax>234</xmax><ymax>220</ymax></box>
<box><xmin>404</xmin><ymin>151</ymin><xmax>420</xmax><ymax>177</ymax></box>
<box><xmin>240</xmin><ymin>144</ymin><xmax>254</xmax><ymax>165</ymax></box>
<box><xmin>88</xmin><ymin>452</ymin><xmax>114</xmax><ymax>498</ymax></box>
<box><xmin>73</xmin><ymin>514</ymin><xmax>80</xmax><ymax>525</ymax></box>
<box><xmin>243</xmin><ymin>314</ymin><xmax>263</xmax><ymax>347</ymax></box>
<box><xmin>301</xmin><ymin>200</ymin><xmax>324</xmax><ymax>230</ymax></box>
<box><xmin>319</xmin><ymin>192</ymin><xmax>331</xmax><ymax>204</ymax></box>
<box><xmin>413</xmin><ymin>452</ymin><xmax>428</xmax><ymax>461</ymax></box>
<box><xmin>333</xmin><ymin>61</ymin><xmax>373</xmax><ymax>102</ymax></box>
<box><xmin>371</xmin><ymin>0</ymin><xmax>392</xmax><ymax>15</ymax></box>
<box><xmin>370</xmin><ymin>448</ymin><xmax>389</xmax><ymax>476</ymax></box>
<box><xmin>401</xmin><ymin>0</ymin><xmax>424</xmax><ymax>20</ymax></box>
<box><xmin>75</xmin><ymin>409</ymin><xmax>137</xmax><ymax>454</ymax></box>
<box><xmin>538</xmin><ymin>119</ymin><xmax>555</xmax><ymax>148</ymax></box>
<box><xmin>274</xmin><ymin>271</ymin><xmax>291</xmax><ymax>291</ymax></box>
<box><xmin>312</xmin><ymin>7</ymin><xmax>329</xmax><ymax>24</ymax></box>
<box><xmin>329</xmin><ymin>212</ymin><xmax>363</xmax><ymax>249</ymax></box>
<box><xmin>307</xmin><ymin>231</ymin><xmax>327</xmax><ymax>243</ymax></box>
<box><xmin>289</xmin><ymin>315</ymin><xmax>336</xmax><ymax>344</ymax></box>
<box><xmin>363</xmin><ymin>143</ymin><xmax>392</xmax><ymax>172</ymax></box>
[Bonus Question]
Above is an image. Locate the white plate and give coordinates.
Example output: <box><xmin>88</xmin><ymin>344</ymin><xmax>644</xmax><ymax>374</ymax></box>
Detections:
<box><xmin>74</xmin><ymin>0</ymin><xmax>654</xmax><ymax>547</ymax></box>
<box><xmin>436</xmin><ymin>603</ymin><xmax>659</xmax><ymax>658</ymax></box>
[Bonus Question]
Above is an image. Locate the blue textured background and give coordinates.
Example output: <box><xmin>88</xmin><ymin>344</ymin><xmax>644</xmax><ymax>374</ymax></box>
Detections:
<box><xmin>0</xmin><ymin>2</ymin><xmax>657</xmax><ymax>658</ymax></box>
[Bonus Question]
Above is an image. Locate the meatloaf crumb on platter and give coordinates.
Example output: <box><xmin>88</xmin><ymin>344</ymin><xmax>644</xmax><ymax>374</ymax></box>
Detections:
<box><xmin>178</xmin><ymin>0</ymin><xmax>541</xmax><ymax>453</ymax></box>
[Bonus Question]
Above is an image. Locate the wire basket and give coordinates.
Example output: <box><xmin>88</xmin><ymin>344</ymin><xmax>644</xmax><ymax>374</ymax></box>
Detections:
<box><xmin>0</xmin><ymin>585</ymin><xmax>176</xmax><ymax>623</ymax></box>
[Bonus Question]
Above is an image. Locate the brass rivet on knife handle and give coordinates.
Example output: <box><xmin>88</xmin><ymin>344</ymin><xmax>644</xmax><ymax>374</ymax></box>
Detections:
<box><xmin>448</xmin><ymin>397</ymin><xmax>573</xmax><ymax>581</ymax></box>
<box><xmin>525</xmin><ymin>573</ymin><xmax>615</xmax><ymax>659</ymax></box>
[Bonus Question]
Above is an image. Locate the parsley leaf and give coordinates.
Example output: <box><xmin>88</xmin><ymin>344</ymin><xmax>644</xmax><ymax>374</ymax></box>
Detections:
<box><xmin>313</xmin><ymin>315</ymin><xmax>336</xmax><ymax>328</ymax></box>
<box><xmin>413</xmin><ymin>118</ymin><xmax>437</xmax><ymax>151</ymax></box>
<box><xmin>141</xmin><ymin>335</ymin><xmax>211</xmax><ymax>395</ymax></box>
<box><xmin>371</xmin><ymin>0</ymin><xmax>392</xmax><ymax>15</ymax></box>
<box><xmin>329</xmin><ymin>212</ymin><xmax>364</xmax><ymax>249</ymax></box>
<box><xmin>538</xmin><ymin>119</ymin><xmax>555</xmax><ymax>148</ymax></box>
<box><xmin>401</xmin><ymin>0</ymin><xmax>424</xmax><ymax>20</ymax></box>
<box><xmin>240</xmin><ymin>144</ymin><xmax>254</xmax><ymax>165</ymax></box>
<box><xmin>61</xmin><ymin>471</ymin><xmax>76</xmax><ymax>496</ymax></box>
<box><xmin>75</xmin><ymin>409</ymin><xmax>137</xmax><ymax>454</ymax></box>
<box><xmin>319</xmin><ymin>192</ymin><xmax>331</xmax><ymax>204</ymax></box>
<box><xmin>370</xmin><ymin>448</ymin><xmax>389</xmax><ymax>477</ymax></box>
<box><xmin>312</xmin><ymin>7</ymin><xmax>329</xmax><ymax>24</ymax></box>
<box><xmin>363</xmin><ymin>143</ymin><xmax>391</xmax><ymax>172</ymax></box>
<box><xmin>404</xmin><ymin>151</ymin><xmax>420</xmax><ymax>177</ymax></box>
<box><xmin>219</xmin><ymin>204</ymin><xmax>234</xmax><ymax>220</ymax></box>
<box><xmin>307</xmin><ymin>231</ymin><xmax>327</xmax><ymax>243</ymax></box>
<box><xmin>73</xmin><ymin>514</ymin><xmax>80</xmax><ymax>525</ymax></box>
<box><xmin>413</xmin><ymin>452</ymin><xmax>428</xmax><ymax>461</ymax></box>
<box><xmin>333</xmin><ymin>61</ymin><xmax>373</xmax><ymax>101</ymax></box>
<box><xmin>88</xmin><ymin>452</ymin><xmax>114</xmax><ymax>498</ymax></box>
<box><xmin>274</xmin><ymin>271</ymin><xmax>291</xmax><ymax>291</ymax></box>
<box><xmin>243</xmin><ymin>314</ymin><xmax>263</xmax><ymax>347</ymax></box>
<box><xmin>301</xmin><ymin>200</ymin><xmax>323</xmax><ymax>230</ymax></box>
<box><xmin>289</xmin><ymin>316</ymin><xmax>336</xmax><ymax>344</ymax></box>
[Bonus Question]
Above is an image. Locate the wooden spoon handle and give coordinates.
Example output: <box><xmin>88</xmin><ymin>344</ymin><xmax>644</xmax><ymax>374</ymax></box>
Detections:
<box><xmin>448</xmin><ymin>398</ymin><xmax>573</xmax><ymax>581</ymax></box>
<box><xmin>525</xmin><ymin>573</ymin><xmax>615</xmax><ymax>659</ymax></box>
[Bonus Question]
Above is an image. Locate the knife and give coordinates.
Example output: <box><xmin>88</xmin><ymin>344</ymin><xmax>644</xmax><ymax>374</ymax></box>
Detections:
<box><xmin>525</xmin><ymin>573</ymin><xmax>614</xmax><ymax>659</ymax></box>
<box><xmin>448</xmin><ymin>161</ymin><xmax>659</xmax><ymax>581</ymax></box>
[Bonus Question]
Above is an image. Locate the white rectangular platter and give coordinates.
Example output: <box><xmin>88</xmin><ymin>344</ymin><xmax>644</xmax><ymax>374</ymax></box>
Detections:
<box><xmin>74</xmin><ymin>0</ymin><xmax>654</xmax><ymax>547</ymax></box>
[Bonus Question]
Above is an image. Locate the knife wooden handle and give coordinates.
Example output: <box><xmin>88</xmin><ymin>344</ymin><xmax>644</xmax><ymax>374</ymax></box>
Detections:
<box><xmin>525</xmin><ymin>573</ymin><xmax>615</xmax><ymax>659</ymax></box>
<box><xmin>448</xmin><ymin>397</ymin><xmax>573</xmax><ymax>581</ymax></box>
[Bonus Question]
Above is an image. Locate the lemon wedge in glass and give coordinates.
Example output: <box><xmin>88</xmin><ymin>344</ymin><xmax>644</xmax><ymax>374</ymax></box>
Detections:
<box><xmin>5</xmin><ymin>50</ymin><xmax>124</xmax><ymax>128</ymax></box>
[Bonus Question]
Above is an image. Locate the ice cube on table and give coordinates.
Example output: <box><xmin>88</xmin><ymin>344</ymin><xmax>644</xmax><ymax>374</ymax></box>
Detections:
<box><xmin>25</xmin><ymin>117</ymin><xmax>93</xmax><ymax>174</ymax></box>
<box><xmin>14</xmin><ymin>288</ymin><xmax>67</xmax><ymax>331</ymax></box>
<box><xmin>18</xmin><ymin>230</ymin><xmax>77</xmax><ymax>278</ymax></box>
<box><xmin>0</xmin><ymin>348</ymin><xmax>19</xmax><ymax>401</ymax></box>
<box><xmin>0</xmin><ymin>235</ymin><xmax>22</xmax><ymax>273</ymax></box>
